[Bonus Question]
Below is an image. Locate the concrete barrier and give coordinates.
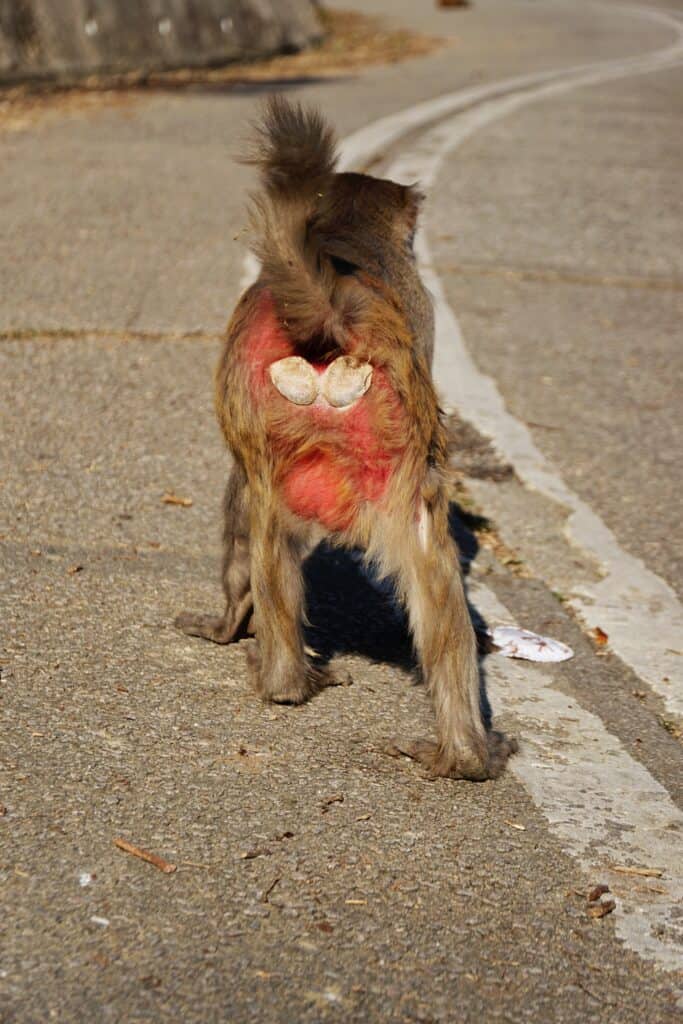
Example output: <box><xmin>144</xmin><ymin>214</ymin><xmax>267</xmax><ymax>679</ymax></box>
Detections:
<box><xmin>0</xmin><ymin>0</ymin><xmax>323</xmax><ymax>82</ymax></box>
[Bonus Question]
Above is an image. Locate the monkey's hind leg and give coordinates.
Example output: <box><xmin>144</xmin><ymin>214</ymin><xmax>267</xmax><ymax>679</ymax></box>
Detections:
<box><xmin>175</xmin><ymin>462</ymin><xmax>253</xmax><ymax>644</ymax></box>
<box><xmin>383</xmin><ymin>496</ymin><xmax>517</xmax><ymax>780</ymax></box>
<box><xmin>247</xmin><ymin>510</ymin><xmax>348</xmax><ymax>704</ymax></box>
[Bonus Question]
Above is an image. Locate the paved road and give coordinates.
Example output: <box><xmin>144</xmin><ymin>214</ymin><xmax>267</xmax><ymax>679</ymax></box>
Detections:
<box><xmin>1</xmin><ymin>1</ymin><xmax>682</xmax><ymax>1021</ymax></box>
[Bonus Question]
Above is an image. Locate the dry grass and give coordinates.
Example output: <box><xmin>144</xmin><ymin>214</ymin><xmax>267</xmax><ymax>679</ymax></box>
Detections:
<box><xmin>0</xmin><ymin>9</ymin><xmax>447</xmax><ymax>133</ymax></box>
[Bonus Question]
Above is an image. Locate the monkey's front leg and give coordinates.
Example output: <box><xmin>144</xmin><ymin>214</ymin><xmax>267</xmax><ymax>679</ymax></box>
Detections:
<box><xmin>248</xmin><ymin>510</ymin><xmax>344</xmax><ymax>704</ymax></box>
<box><xmin>390</xmin><ymin>502</ymin><xmax>517</xmax><ymax>780</ymax></box>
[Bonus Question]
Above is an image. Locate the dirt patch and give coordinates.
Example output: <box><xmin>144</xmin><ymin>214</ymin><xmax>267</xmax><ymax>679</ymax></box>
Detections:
<box><xmin>0</xmin><ymin>88</ymin><xmax>137</xmax><ymax>133</ymax></box>
<box><xmin>0</xmin><ymin>9</ymin><xmax>447</xmax><ymax>134</ymax></box>
<box><xmin>443</xmin><ymin>412</ymin><xmax>529</xmax><ymax>578</ymax></box>
<box><xmin>446</xmin><ymin>411</ymin><xmax>513</xmax><ymax>483</ymax></box>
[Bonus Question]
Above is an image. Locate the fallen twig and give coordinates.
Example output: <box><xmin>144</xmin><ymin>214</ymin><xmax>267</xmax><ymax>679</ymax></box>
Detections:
<box><xmin>260</xmin><ymin>876</ymin><xmax>281</xmax><ymax>903</ymax></box>
<box><xmin>240</xmin><ymin>847</ymin><xmax>271</xmax><ymax>861</ymax></box>
<box><xmin>610</xmin><ymin>865</ymin><xmax>663</xmax><ymax>879</ymax></box>
<box><xmin>162</xmin><ymin>492</ymin><xmax>193</xmax><ymax>507</ymax></box>
<box><xmin>575</xmin><ymin>978</ymin><xmax>616</xmax><ymax>1006</ymax></box>
<box><xmin>504</xmin><ymin>819</ymin><xmax>526</xmax><ymax>831</ymax></box>
<box><xmin>113</xmin><ymin>837</ymin><xmax>177</xmax><ymax>874</ymax></box>
<box><xmin>321</xmin><ymin>794</ymin><xmax>344</xmax><ymax>813</ymax></box>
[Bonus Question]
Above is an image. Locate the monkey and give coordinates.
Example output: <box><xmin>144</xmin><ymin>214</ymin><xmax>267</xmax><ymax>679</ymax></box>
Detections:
<box><xmin>175</xmin><ymin>97</ymin><xmax>516</xmax><ymax>780</ymax></box>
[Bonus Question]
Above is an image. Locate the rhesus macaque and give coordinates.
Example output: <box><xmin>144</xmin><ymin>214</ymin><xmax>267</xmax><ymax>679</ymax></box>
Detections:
<box><xmin>176</xmin><ymin>97</ymin><xmax>516</xmax><ymax>780</ymax></box>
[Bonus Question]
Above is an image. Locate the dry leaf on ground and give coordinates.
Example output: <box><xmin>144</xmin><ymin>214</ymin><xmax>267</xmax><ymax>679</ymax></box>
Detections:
<box><xmin>587</xmin><ymin>899</ymin><xmax>616</xmax><ymax>919</ymax></box>
<box><xmin>321</xmin><ymin>794</ymin><xmax>344</xmax><ymax>812</ymax></box>
<box><xmin>240</xmin><ymin>847</ymin><xmax>271</xmax><ymax>861</ymax></box>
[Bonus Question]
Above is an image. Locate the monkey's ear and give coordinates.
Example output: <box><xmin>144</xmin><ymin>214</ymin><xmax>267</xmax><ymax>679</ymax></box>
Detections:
<box><xmin>397</xmin><ymin>184</ymin><xmax>425</xmax><ymax>250</ymax></box>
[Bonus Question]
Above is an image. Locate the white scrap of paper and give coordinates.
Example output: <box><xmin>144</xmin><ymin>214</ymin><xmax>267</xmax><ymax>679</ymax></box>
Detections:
<box><xmin>489</xmin><ymin>626</ymin><xmax>573</xmax><ymax>663</ymax></box>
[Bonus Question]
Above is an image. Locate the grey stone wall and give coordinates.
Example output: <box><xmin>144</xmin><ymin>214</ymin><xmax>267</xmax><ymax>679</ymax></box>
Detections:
<box><xmin>0</xmin><ymin>0</ymin><xmax>322</xmax><ymax>82</ymax></box>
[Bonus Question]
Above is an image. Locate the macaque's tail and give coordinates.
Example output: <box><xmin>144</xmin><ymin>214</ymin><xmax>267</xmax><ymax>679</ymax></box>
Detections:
<box><xmin>245</xmin><ymin>96</ymin><xmax>356</xmax><ymax>346</ymax></box>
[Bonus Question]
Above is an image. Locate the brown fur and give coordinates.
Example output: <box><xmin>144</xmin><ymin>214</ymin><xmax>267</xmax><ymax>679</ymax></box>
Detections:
<box><xmin>175</xmin><ymin>97</ymin><xmax>516</xmax><ymax>780</ymax></box>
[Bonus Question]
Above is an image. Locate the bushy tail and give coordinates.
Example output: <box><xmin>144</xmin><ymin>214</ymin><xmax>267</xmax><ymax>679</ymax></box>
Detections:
<box><xmin>248</xmin><ymin>95</ymin><xmax>337</xmax><ymax>199</ymax></box>
<box><xmin>245</xmin><ymin>96</ymin><xmax>350</xmax><ymax>345</ymax></box>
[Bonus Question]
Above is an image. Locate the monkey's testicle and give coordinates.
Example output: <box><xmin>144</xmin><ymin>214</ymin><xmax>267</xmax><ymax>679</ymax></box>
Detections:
<box><xmin>269</xmin><ymin>355</ymin><xmax>373</xmax><ymax>409</ymax></box>
<box><xmin>269</xmin><ymin>356</ymin><xmax>318</xmax><ymax>405</ymax></box>
<box><xmin>321</xmin><ymin>356</ymin><xmax>373</xmax><ymax>408</ymax></box>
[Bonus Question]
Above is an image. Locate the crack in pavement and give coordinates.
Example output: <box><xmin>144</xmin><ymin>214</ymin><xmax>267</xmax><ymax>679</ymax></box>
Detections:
<box><xmin>0</xmin><ymin>327</ymin><xmax>223</xmax><ymax>343</ymax></box>
<box><xmin>438</xmin><ymin>261</ymin><xmax>683</xmax><ymax>292</ymax></box>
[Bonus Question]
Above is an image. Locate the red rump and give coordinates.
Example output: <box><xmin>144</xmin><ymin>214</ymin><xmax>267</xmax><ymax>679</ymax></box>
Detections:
<box><xmin>245</xmin><ymin>290</ymin><xmax>297</xmax><ymax>391</ymax></box>
<box><xmin>244</xmin><ymin>291</ymin><xmax>407</xmax><ymax>532</ymax></box>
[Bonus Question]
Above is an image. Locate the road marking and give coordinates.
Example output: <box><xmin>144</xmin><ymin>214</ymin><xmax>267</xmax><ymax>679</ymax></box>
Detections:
<box><xmin>337</xmin><ymin>3</ymin><xmax>683</xmax><ymax>170</ymax></box>
<box><xmin>474</xmin><ymin>581</ymin><xmax>683</xmax><ymax>979</ymax></box>
<box><xmin>375</xmin><ymin>12</ymin><xmax>683</xmax><ymax>720</ymax></box>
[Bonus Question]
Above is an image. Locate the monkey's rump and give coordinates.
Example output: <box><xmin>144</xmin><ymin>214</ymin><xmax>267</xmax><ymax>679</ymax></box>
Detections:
<box><xmin>242</xmin><ymin>294</ymin><xmax>406</xmax><ymax>533</ymax></box>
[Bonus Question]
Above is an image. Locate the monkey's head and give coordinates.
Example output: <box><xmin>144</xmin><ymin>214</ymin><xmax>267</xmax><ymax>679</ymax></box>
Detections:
<box><xmin>311</xmin><ymin>172</ymin><xmax>424</xmax><ymax>272</ymax></box>
<box><xmin>309</xmin><ymin>171</ymin><xmax>433</xmax><ymax>362</ymax></box>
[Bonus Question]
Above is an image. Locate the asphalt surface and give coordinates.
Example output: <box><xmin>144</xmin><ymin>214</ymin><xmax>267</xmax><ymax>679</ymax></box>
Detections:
<box><xmin>432</xmin><ymin>61</ymin><xmax>683</xmax><ymax>601</ymax></box>
<box><xmin>1</xmin><ymin>2</ymin><xmax>682</xmax><ymax>1022</ymax></box>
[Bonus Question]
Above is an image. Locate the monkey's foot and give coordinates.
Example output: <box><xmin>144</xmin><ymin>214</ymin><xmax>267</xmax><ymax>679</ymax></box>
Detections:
<box><xmin>393</xmin><ymin>731</ymin><xmax>518</xmax><ymax>781</ymax></box>
<box><xmin>247</xmin><ymin>644</ymin><xmax>352</xmax><ymax>705</ymax></box>
<box><xmin>307</xmin><ymin>658</ymin><xmax>353</xmax><ymax>693</ymax></box>
<box><xmin>267</xmin><ymin>661</ymin><xmax>352</xmax><ymax>704</ymax></box>
<box><xmin>174</xmin><ymin>607</ymin><xmax>251</xmax><ymax>645</ymax></box>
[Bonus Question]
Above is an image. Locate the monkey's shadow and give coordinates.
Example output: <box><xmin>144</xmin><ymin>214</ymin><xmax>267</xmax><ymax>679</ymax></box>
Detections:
<box><xmin>303</xmin><ymin>503</ymin><xmax>495</xmax><ymax>728</ymax></box>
